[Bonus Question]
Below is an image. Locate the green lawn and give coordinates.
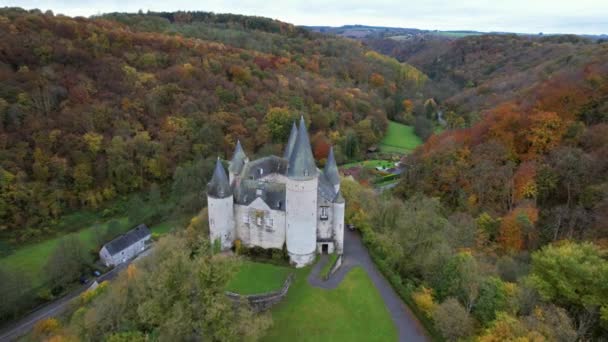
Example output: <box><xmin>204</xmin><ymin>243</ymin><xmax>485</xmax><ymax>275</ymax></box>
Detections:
<box><xmin>0</xmin><ymin>216</ymin><xmax>180</xmax><ymax>288</ymax></box>
<box><xmin>320</xmin><ymin>254</ymin><xmax>339</xmax><ymax>280</ymax></box>
<box><xmin>0</xmin><ymin>217</ymin><xmax>130</xmax><ymax>287</ymax></box>
<box><xmin>341</xmin><ymin>159</ymin><xmax>395</xmax><ymax>169</ymax></box>
<box><xmin>379</xmin><ymin>121</ymin><xmax>423</xmax><ymax>154</ymax></box>
<box><xmin>263</xmin><ymin>266</ymin><xmax>397</xmax><ymax>342</ymax></box>
<box><xmin>226</xmin><ymin>261</ymin><xmax>291</xmax><ymax>295</ymax></box>
<box><xmin>150</xmin><ymin>220</ymin><xmax>179</xmax><ymax>235</ymax></box>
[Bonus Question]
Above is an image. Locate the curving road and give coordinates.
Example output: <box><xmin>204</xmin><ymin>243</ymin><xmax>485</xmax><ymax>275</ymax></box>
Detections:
<box><xmin>308</xmin><ymin>229</ymin><xmax>429</xmax><ymax>342</ymax></box>
<box><xmin>0</xmin><ymin>248</ymin><xmax>152</xmax><ymax>341</ymax></box>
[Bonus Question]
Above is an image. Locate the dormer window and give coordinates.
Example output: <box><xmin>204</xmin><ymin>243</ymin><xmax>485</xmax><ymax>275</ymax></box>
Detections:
<box><xmin>276</xmin><ymin>201</ymin><xmax>282</xmax><ymax>209</ymax></box>
<box><xmin>320</xmin><ymin>206</ymin><xmax>329</xmax><ymax>220</ymax></box>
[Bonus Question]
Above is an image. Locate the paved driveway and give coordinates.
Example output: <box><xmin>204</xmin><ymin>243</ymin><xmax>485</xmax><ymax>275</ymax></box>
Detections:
<box><xmin>308</xmin><ymin>229</ymin><xmax>429</xmax><ymax>342</ymax></box>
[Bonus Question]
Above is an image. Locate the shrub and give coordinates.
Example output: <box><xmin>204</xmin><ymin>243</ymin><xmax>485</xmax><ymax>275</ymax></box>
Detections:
<box><xmin>412</xmin><ymin>286</ymin><xmax>436</xmax><ymax>318</ymax></box>
<box><xmin>37</xmin><ymin>287</ymin><xmax>54</xmax><ymax>301</ymax></box>
<box><xmin>33</xmin><ymin>318</ymin><xmax>61</xmax><ymax>338</ymax></box>
<box><xmin>234</xmin><ymin>239</ymin><xmax>243</xmax><ymax>255</ymax></box>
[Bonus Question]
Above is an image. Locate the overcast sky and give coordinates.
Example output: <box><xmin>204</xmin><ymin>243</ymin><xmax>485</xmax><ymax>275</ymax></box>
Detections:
<box><xmin>4</xmin><ymin>0</ymin><xmax>608</xmax><ymax>35</ymax></box>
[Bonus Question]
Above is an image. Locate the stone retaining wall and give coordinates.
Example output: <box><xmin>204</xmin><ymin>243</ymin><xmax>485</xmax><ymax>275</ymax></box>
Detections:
<box><xmin>225</xmin><ymin>273</ymin><xmax>294</xmax><ymax>312</ymax></box>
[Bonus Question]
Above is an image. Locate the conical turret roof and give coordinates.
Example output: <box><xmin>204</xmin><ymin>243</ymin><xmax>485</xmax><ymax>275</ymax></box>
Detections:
<box><xmin>333</xmin><ymin>190</ymin><xmax>345</xmax><ymax>204</ymax></box>
<box><xmin>283</xmin><ymin>121</ymin><xmax>298</xmax><ymax>160</ymax></box>
<box><xmin>288</xmin><ymin>116</ymin><xmax>318</xmax><ymax>179</ymax></box>
<box><xmin>229</xmin><ymin>140</ymin><xmax>247</xmax><ymax>174</ymax></box>
<box><xmin>208</xmin><ymin>158</ymin><xmax>232</xmax><ymax>198</ymax></box>
<box><xmin>323</xmin><ymin>146</ymin><xmax>340</xmax><ymax>186</ymax></box>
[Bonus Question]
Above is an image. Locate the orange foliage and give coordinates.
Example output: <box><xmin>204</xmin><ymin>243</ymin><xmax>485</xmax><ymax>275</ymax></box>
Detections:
<box><xmin>402</xmin><ymin>99</ymin><xmax>414</xmax><ymax>114</ymax></box>
<box><xmin>513</xmin><ymin>161</ymin><xmax>537</xmax><ymax>202</ymax></box>
<box><xmin>485</xmin><ymin>104</ymin><xmax>525</xmax><ymax>159</ymax></box>
<box><xmin>525</xmin><ymin>111</ymin><xmax>566</xmax><ymax>158</ymax></box>
<box><xmin>499</xmin><ymin>205</ymin><xmax>539</xmax><ymax>253</ymax></box>
<box><xmin>312</xmin><ymin>133</ymin><xmax>331</xmax><ymax>160</ymax></box>
<box><xmin>369</xmin><ymin>73</ymin><xmax>385</xmax><ymax>87</ymax></box>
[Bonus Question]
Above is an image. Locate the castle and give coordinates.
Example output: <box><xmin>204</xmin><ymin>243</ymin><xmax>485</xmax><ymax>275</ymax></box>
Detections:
<box><xmin>207</xmin><ymin>116</ymin><xmax>345</xmax><ymax>267</ymax></box>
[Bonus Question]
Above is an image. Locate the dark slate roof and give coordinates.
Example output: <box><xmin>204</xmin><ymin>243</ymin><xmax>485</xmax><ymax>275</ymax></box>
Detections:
<box><xmin>323</xmin><ymin>146</ymin><xmax>340</xmax><ymax>186</ymax></box>
<box><xmin>333</xmin><ymin>190</ymin><xmax>345</xmax><ymax>204</ymax></box>
<box><xmin>229</xmin><ymin>140</ymin><xmax>248</xmax><ymax>175</ymax></box>
<box><xmin>318</xmin><ymin>172</ymin><xmax>337</xmax><ymax>201</ymax></box>
<box><xmin>103</xmin><ymin>224</ymin><xmax>150</xmax><ymax>256</ymax></box>
<box><xmin>207</xmin><ymin>159</ymin><xmax>232</xmax><ymax>198</ymax></box>
<box><xmin>283</xmin><ymin>121</ymin><xmax>298</xmax><ymax>160</ymax></box>
<box><xmin>288</xmin><ymin>116</ymin><xmax>318</xmax><ymax>180</ymax></box>
<box><xmin>241</xmin><ymin>155</ymin><xmax>288</xmax><ymax>180</ymax></box>
<box><xmin>234</xmin><ymin>179</ymin><xmax>286</xmax><ymax>211</ymax></box>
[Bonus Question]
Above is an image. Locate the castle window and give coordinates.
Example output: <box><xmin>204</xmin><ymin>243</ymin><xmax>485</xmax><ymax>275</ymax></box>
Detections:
<box><xmin>320</xmin><ymin>206</ymin><xmax>329</xmax><ymax>221</ymax></box>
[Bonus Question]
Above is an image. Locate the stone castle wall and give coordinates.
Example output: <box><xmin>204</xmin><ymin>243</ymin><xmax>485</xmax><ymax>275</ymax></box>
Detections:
<box><xmin>225</xmin><ymin>273</ymin><xmax>294</xmax><ymax>312</ymax></box>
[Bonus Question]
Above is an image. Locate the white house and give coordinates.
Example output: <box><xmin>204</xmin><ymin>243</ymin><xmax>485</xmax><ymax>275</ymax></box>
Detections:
<box><xmin>99</xmin><ymin>224</ymin><xmax>151</xmax><ymax>267</ymax></box>
<box><xmin>207</xmin><ymin>116</ymin><xmax>345</xmax><ymax>267</ymax></box>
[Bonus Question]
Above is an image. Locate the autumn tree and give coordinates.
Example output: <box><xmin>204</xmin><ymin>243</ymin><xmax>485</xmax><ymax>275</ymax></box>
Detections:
<box><xmin>72</xmin><ymin>234</ymin><xmax>272</xmax><ymax>341</ymax></box>
<box><xmin>498</xmin><ymin>205</ymin><xmax>539</xmax><ymax>253</ymax></box>
<box><xmin>264</xmin><ymin>107</ymin><xmax>297</xmax><ymax>142</ymax></box>
<box><xmin>528</xmin><ymin>241</ymin><xmax>608</xmax><ymax>337</ymax></box>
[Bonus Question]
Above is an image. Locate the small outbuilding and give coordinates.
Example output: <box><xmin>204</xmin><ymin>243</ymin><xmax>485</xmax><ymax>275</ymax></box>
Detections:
<box><xmin>99</xmin><ymin>224</ymin><xmax>151</xmax><ymax>267</ymax></box>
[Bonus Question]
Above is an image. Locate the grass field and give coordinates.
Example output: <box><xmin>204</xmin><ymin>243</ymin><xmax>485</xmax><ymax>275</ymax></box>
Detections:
<box><xmin>320</xmin><ymin>254</ymin><xmax>339</xmax><ymax>280</ymax></box>
<box><xmin>226</xmin><ymin>261</ymin><xmax>291</xmax><ymax>295</ymax></box>
<box><xmin>0</xmin><ymin>216</ymin><xmax>180</xmax><ymax>288</ymax></box>
<box><xmin>379</xmin><ymin>121</ymin><xmax>423</xmax><ymax>154</ymax></box>
<box><xmin>263</xmin><ymin>266</ymin><xmax>397</xmax><ymax>342</ymax></box>
<box><xmin>340</xmin><ymin>159</ymin><xmax>395</xmax><ymax>169</ymax></box>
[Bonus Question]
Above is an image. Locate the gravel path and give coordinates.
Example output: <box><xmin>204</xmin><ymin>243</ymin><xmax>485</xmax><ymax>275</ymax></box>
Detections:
<box><xmin>308</xmin><ymin>229</ymin><xmax>429</xmax><ymax>342</ymax></box>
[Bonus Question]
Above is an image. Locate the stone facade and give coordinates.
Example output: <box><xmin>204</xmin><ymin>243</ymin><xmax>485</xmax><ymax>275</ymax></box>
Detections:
<box><xmin>207</xmin><ymin>117</ymin><xmax>345</xmax><ymax>267</ymax></box>
<box><xmin>99</xmin><ymin>224</ymin><xmax>151</xmax><ymax>267</ymax></box>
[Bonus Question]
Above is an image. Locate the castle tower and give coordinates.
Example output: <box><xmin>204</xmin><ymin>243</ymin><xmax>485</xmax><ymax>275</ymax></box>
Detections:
<box><xmin>228</xmin><ymin>140</ymin><xmax>248</xmax><ymax>184</ymax></box>
<box><xmin>324</xmin><ymin>146</ymin><xmax>341</xmax><ymax>193</ymax></box>
<box><xmin>285</xmin><ymin>116</ymin><xmax>318</xmax><ymax>267</ymax></box>
<box><xmin>207</xmin><ymin>158</ymin><xmax>235</xmax><ymax>250</ymax></box>
<box><xmin>332</xmin><ymin>190</ymin><xmax>345</xmax><ymax>254</ymax></box>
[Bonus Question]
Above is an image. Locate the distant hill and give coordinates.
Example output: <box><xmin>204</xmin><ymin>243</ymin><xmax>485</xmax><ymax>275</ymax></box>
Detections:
<box><xmin>306</xmin><ymin>24</ymin><xmax>485</xmax><ymax>40</ymax></box>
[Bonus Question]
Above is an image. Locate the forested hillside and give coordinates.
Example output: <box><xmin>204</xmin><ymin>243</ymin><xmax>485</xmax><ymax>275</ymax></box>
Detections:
<box><xmin>0</xmin><ymin>8</ymin><xmax>428</xmax><ymax>242</ymax></box>
<box><xmin>349</xmin><ymin>32</ymin><xmax>608</xmax><ymax>340</ymax></box>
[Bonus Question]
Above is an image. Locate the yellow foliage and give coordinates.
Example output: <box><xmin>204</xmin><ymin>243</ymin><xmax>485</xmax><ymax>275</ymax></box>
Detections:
<box><xmin>476</xmin><ymin>313</ymin><xmax>546</xmax><ymax>342</ymax></box>
<box><xmin>46</xmin><ymin>335</ymin><xmax>79</xmax><ymax>342</ymax></box>
<box><xmin>80</xmin><ymin>280</ymin><xmax>109</xmax><ymax>304</ymax></box>
<box><xmin>234</xmin><ymin>239</ymin><xmax>243</xmax><ymax>255</ymax></box>
<box><xmin>127</xmin><ymin>264</ymin><xmax>137</xmax><ymax>280</ymax></box>
<box><xmin>33</xmin><ymin>318</ymin><xmax>61</xmax><ymax>338</ymax></box>
<box><xmin>412</xmin><ymin>286</ymin><xmax>435</xmax><ymax>318</ymax></box>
